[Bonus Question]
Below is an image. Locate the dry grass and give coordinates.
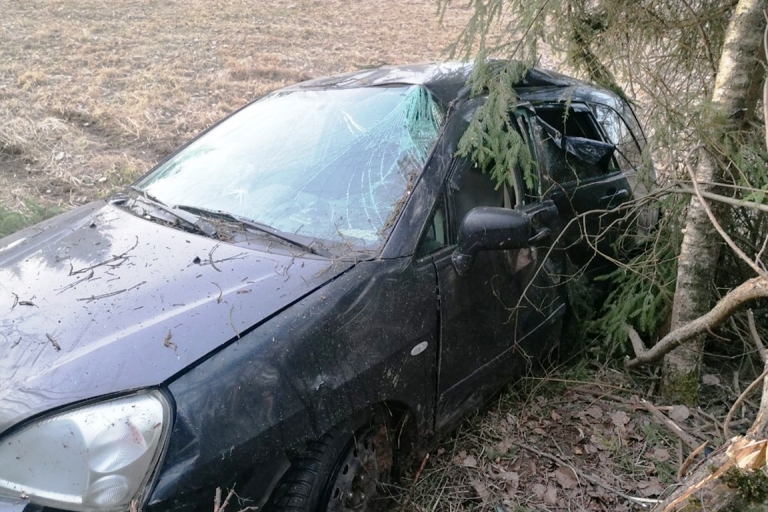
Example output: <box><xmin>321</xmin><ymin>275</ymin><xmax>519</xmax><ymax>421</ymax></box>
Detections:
<box><xmin>0</xmin><ymin>0</ymin><xmax>476</xmax><ymax>214</ymax></box>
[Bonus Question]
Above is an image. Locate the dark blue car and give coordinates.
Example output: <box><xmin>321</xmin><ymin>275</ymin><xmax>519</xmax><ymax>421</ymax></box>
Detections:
<box><xmin>0</xmin><ymin>62</ymin><xmax>652</xmax><ymax>512</ymax></box>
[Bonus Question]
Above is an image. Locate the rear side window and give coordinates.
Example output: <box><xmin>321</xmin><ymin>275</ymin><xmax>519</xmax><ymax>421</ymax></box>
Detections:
<box><xmin>591</xmin><ymin>104</ymin><xmax>643</xmax><ymax>172</ymax></box>
<box><xmin>535</xmin><ymin>104</ymin><xmax>602</xmax><ymax>141</ymax></box>
<box><xmin>533</xmin><ymin>103</ymin><xmax>616</xmax><ymax>185</ymax></box>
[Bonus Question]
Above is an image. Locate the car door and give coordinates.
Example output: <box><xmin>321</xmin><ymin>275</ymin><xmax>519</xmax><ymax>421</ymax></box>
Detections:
<box><xmin>532</xmin><ymin>102</ymin><xmax>632</xmax><ymax>269</ymax></box>
<box><xmin>429</xmin><ymin>131</ymin><xmax>566</xmax><ymax>430</ymax></box>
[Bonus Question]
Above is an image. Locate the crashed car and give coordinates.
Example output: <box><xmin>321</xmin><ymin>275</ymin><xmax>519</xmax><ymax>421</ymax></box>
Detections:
<box><xmin>0</xmin><ymin>62</ymin><xmax>652</xmax><ymax>512</ymax></box>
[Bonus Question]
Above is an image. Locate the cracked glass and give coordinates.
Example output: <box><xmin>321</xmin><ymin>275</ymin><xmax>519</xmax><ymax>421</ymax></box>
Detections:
<box><xmin>136</xmin><ymin>85</ymin><xmax>444</xmax><ymax>252</ymax></box>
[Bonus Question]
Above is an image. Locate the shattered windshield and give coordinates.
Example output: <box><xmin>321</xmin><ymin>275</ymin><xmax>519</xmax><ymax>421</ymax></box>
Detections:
<box><xmin>135</xmin><ymin>85</ymin><xmax>444</xmax><ymax>253</ymax></box>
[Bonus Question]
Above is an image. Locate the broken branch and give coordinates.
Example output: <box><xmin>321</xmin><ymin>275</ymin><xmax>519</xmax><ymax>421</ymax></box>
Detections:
<box><xmin>640</xmin><ymin>399</ymin><xmax>700</xmax><ymax>451</ymax></box>
<box><xmin>724</xmin><ymin>366</ymin><xmax>768</xmax><ymax>438</ymax></box>
<box><xmin>626</xmin><ymin>277</ymin><xmax>768</xmax><ymax>367</ymax></box>
<box><xmin>685</xmin><ymin>147</ymin><xmax>768</xmax><ymax>279</ymax></box>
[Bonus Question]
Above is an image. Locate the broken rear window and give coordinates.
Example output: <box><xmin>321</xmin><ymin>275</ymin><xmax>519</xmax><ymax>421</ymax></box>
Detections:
<box><xmin>136</xmin><ymin>85</ymin><xmax>444</xmax><ymax>252</ymax></box>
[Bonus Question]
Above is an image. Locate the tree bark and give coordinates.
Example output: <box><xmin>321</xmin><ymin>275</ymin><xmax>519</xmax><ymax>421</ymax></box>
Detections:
<box><xmin>661</xmin><ymin>0</ymin><xmax>766</xmax><ymax>404</ymax></box>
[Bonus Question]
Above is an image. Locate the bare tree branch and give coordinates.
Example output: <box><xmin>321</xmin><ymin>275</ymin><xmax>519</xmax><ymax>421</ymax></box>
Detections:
<box><xmin>671</xmin><ymin>186</ymin><xmax>768</xmax><ymax>214</ymax></box>
<box><xmin>626</xmin><ymin>277</ymin><xmax>768</xmax><ymax>367</ymax></box>
<box><xmin>684</xmin><ymin>146</ymin><xmax>768</xmax><ymax>279</ymax></box>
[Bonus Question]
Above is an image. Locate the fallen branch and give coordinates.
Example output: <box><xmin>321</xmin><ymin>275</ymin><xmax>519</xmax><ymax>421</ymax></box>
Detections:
<box><xmin>684</xmin><ymin>147</ymin><xmax>768</xmax><ymax>279</ymax></box>
<box><xmin>625</xmin><ymin>277</ymin><xmax>768</xmax><ymax>368</ymax></box>
<box><xmin>677</xmin><ymin>441</ymin><xmax>709</xmax><ymax>480</ymax></box>
<box><xmin>640</xmin><ymin>399</ymin><xmax>700</xmax><ymax>451</ymax></box>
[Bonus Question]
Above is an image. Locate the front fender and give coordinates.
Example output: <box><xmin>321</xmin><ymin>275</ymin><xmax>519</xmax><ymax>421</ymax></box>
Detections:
<box><xmin>149</xmin><ymin>258</ymin><xmax>438</xmax><ymax>508</ymax></box>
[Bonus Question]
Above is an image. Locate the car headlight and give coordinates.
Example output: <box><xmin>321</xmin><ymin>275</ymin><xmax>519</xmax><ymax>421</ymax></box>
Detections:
<box><xmin>0</xmin><ymin>391</ymin><xmax>170</xmax><ymax>512</ymax></box>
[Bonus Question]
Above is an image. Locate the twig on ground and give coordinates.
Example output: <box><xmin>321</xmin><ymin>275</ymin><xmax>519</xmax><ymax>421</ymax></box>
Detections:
<box><xmin>413</xmin><ymin>453</ymin><xmax>429</xmax><ymax>485</ymax></box>
<box><xmin>695</xmin><ymin>407</ymin><xmax>724</xmax><ymax>434</ymax></box>
<box><xmin>640</xmin><ymin>399</ymin><xmax>700</xmax><ymax>451</ymax></box>
<box><xmin>571</xmin><ymin>386</ymin><xmax>630</xmax><ymax>404</ymax></box>
<box><xmin>678</xmin><ymin>441</ymin><xmax>709</xmax><ymax>480</ymax></box>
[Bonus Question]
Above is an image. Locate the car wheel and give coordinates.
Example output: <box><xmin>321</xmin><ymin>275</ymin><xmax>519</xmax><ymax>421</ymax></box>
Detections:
<box><xmin>266</xmin><ymin>419</ymin><xmax>394</xmax><ymax>512</ymax></box>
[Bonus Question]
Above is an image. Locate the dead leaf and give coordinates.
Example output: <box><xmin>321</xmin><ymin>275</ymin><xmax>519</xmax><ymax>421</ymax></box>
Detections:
<box><xmin>533</xmin><ymin>427</ymin><xmax>547</xmax><ymax>436</ymax></box>
<box><xmin>702</xmin><ymin>374</ymin><xmax>721</xmax><ymax>386</ymax></box>
<box><xmin>495</xmin><ymin>439</ymin><xmax>513</xmax><ymax>455</ymax></box>
<box><xmin>668</xmin><ymin>405</ymin><xmax>690</xmax><ymax>422</ymax></box>
<box><xmin>637</xmin><ymin>478</ymin><xmax>664</xmax><ymax>497</ymax></box>
<box><xmin>452</xmin><ymin>450</ymin><xmax>468</xmax><ymax>466</ymax></box>
<box><xmin>461</xmin><ymin>454</ymin><xmax>478</xmax><ymax>468</ymax></box>
<box><xmin>544</xmin><ymin>484</ymin><xmax>558</xmax><ymax>505</ymax></box>
<box><xmin>532</xmin><ymin>483</ymin><xmax>547</xmax><ymax>499</ymax></box>
<box><xmin>584</xmin><ymin>405</ymin><xmax>603</xmax><ymax>419</ymax></box>
<box><xmin>551</xmin><ymin>410</ymin><xmax>562</xmax><ymax>421</ymax></box>
<box><xmin>650</xmin><ymin>448</ymin><xmax>670</xmax><ymax>462</ymax></box>
<box><xmin>470</xmin><ymin>479</ymin><xmax>490</xmax><ymax>503</ymax></box>
<box><xmin>491</xmin><ymin>468</ymin><xmax>520</xmax><ymax>488</ymax></box>
<box><xmin>554</xmin><ymin>466</ymin><xmax>578</xmax><ymax>489</ymax></box>
<box><xmin>610</xmin><ymin>411</ymin><xmax>630</xmax><ymax>428</ymax></box>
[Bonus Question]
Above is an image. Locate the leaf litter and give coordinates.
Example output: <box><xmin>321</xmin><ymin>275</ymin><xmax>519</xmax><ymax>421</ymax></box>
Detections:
<box><xmin>396</xmin><ymin>364</ymin><xmax>745</xmax><ymax>511</ymax></box>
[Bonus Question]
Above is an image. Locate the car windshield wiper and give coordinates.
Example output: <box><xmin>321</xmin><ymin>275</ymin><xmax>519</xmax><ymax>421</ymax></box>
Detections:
<box><xmin>127</xmin><ymin>187</ymin><xmax>218</xmax><ymax>237</ymax></box>
<box><xmin>174</xmin><ymin>204</ymin><xmax>329</xmax><ymax>258</ymax></box>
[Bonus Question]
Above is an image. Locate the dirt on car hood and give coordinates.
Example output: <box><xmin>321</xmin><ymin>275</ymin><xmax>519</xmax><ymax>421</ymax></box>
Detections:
<box><xmin>0</xmin><ymin>201</ymin><xmax>352</xmax><ymax>435</ymax></box>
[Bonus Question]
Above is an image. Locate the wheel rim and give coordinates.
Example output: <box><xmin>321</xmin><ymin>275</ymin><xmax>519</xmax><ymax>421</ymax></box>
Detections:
<box><xmin>326</xmin><ymin>424</ymin><xmax>393</xmax><ymax>512</ymax></box>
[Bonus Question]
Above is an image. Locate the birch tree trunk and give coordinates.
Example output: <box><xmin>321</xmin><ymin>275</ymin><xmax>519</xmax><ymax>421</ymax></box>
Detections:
<box><xmin>661</xmin><ymin>0</ymin><xmax>767</xmax><ymax>403</ymax></box>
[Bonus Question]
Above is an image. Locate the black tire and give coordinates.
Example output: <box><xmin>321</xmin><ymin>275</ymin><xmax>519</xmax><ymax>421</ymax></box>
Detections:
<box><xmin>265</xmin><ymin>419</ymin><xmax>395</xmax><ymax>512</ymax></box>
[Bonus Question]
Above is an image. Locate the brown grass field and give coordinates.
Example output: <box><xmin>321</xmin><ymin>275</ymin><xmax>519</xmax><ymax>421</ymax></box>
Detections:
<box><xmin>0</xmin><ymin>0</ymin><xmax>475</xmax><ymax>215</ymax></box>
<box><xmin>1</xmin><ymin>2</ymin><xmax>737</xmax><ymax>511</ymax></box>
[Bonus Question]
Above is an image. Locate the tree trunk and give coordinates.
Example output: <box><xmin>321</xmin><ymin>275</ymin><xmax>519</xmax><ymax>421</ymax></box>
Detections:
<box><xmin>661</xmin><ymin>0</ymin><xmax>766</xmax><ymax>404</ymax></box>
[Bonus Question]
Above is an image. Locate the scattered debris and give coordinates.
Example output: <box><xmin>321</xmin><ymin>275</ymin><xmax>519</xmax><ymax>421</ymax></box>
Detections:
<box><xmin>46</xmin><ymin>333</ymin><xmax>61</xmax><ymax>351</ymax></box>
<box><xmin>77</xmin><ymin>280</ymin><xmax>146</xmax><ymax>302</ymax></box>
<box><xmin>163</xmin><ymin>330</ymin><xmax>178</xmax><ymax>353</ymax></box>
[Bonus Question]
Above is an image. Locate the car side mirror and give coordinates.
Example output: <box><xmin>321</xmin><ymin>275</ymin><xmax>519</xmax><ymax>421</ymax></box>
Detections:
<box><xmin>452</xmin><ymin>207</ymin><xmax>532</xmax><ymax>275</ymax></box>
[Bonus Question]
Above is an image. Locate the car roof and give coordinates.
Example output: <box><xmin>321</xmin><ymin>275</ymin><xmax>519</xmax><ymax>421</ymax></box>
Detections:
<box><xmin>279</xmin><ymin>61</ymin><xmax>618</xmax><ymax>110</ymax></box>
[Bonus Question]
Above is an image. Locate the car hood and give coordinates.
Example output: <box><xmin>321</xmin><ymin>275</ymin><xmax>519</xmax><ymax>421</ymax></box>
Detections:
<box><xmin>0</xmin><ymin>201</ymin><xmax>353</xmax><ymax>435</ymax></box>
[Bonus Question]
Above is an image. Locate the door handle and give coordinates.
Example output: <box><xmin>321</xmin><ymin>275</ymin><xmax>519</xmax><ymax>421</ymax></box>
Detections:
<box><xmin>599</xmin><ymin>188</ymin><xmax>629</xmax><ymax>203</ymax></box>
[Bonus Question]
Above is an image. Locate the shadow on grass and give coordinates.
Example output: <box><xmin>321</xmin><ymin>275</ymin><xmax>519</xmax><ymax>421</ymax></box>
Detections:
<box><xmin>0</xmin><ymin>201</ymin><xmax>62</xmax><ymax>238</ymax></box>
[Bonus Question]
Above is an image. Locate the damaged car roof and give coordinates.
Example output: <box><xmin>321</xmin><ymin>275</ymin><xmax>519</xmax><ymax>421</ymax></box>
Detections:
<box><xmin>281</xmin><ymin>61</ymin><xmax>588</xmax><ymax>108</ymax></box>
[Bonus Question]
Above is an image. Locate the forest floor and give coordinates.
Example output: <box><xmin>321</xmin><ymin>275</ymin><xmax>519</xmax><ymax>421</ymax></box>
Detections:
<box><xmin>394</xmin><ymin>358</ymin><xmax>756</xmax><ymax>511</ymax></box>
<box><xmin>0</xmin><ymin>1</ymin><xmax>755</xmax><ymax>510</ymax></box>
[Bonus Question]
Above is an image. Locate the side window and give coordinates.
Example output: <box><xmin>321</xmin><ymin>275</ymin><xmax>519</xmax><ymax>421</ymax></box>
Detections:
<box><xmin>416</xmin><ymin>196</ymin><xmax>448</xmax><ymax>256</ymax></box>
<box><xmin>535</xmin><ymin>104</ymin><xmax>603</xmax><ymax>141</ymax></box>
<box><xmin>448</xmin><ymin>157</ymin><xmax>511</xmax><ymax>238</ymax></box>
<box><xmin>591</xmin><ymin>104</ymin><xmax>643</xmax><ymax>172</ymax></box>
<box><xmin>534</xmin><ymin>103</ymin><xmax>615</xmax><ymax>184</ymax></box>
